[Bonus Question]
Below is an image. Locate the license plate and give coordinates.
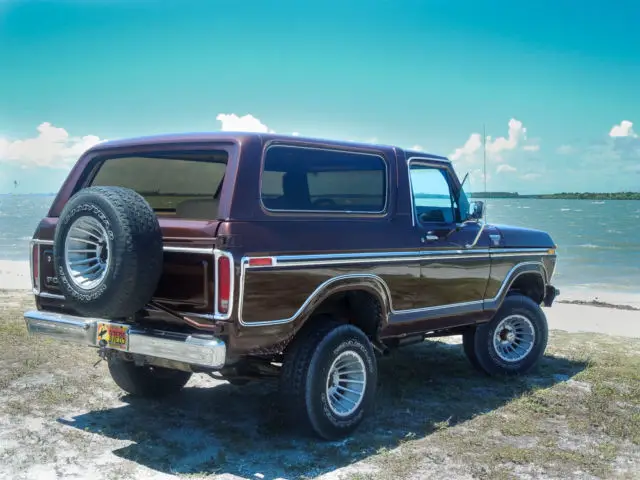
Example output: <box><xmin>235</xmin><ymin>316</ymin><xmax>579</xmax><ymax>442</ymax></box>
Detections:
<box><xmin>96</xmin><ymin>322</ymin><xmax>130</xmax><ymax>351</ymax></box>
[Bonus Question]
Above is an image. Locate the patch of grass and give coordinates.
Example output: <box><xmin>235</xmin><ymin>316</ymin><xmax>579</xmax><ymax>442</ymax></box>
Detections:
<box><xmin>350</xmin><ymin>332</ymin><xmax>640</xmax><ymax>479</ymax></box>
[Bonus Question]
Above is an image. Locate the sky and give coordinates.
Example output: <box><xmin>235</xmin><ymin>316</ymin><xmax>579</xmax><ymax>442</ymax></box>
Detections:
<box><xmin>0</xmin><ymin>0</ymin><xmax>639</xmax><ymax>195</ymax></box>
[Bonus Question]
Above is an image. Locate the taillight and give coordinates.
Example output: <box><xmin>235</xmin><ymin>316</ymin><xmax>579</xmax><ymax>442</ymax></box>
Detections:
<box><xmin>217</xmin><ymin>255</ymin><xmax>231</xmax><ymax>314</ymax></box>
<box><xmin>31</xmin><ymin>243</ymin><xmax>40</xmax><ymax>292</ymax></box>
<box><xmin>248</xmin><ymin>257</ymin><xmax>274</xmax><ymax>267</ymax></box>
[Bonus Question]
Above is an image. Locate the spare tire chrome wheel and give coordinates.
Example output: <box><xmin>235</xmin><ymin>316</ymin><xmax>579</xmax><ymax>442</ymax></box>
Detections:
<box><xmin>54</xmin><ymin>186</ymin><xmax>163</xmax><ymax>319</ymax></box>
<box><xmin>64</xmin><ymin>215</ymin><xmax>112</xmax><ymax>290</ymax></box>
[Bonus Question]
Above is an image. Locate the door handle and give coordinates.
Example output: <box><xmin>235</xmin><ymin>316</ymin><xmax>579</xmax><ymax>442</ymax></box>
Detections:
<box><xmin>423</xmin><ymin>232</ymin><xmax>439</xmax><ymax>242</ymax></box>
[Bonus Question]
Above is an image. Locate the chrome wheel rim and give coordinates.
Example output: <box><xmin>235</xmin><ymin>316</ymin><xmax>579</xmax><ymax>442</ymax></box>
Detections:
<box><xmin>325</xmin><ymin>350</ymin><xmax>367</xmax><ymax>417</ymax></box>
<box><xmin>63</xmin><ymin>216</ymin><xmax>111</xmax><ymax>290</ymax></box>
<box><xmin>492</xmin><ymin>314</ymin><xmax>536</xmax><ymax>362</ymax></box>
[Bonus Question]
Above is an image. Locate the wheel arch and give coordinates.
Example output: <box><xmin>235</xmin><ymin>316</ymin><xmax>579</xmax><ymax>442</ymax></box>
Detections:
<box><xmin>291</xmin><ymin>274</ymin><xmax>392</xmax><ymax>341</ymax></box>
<box><xmin>489</xmin><ymin>262</ymin><xmax>548</xmax><ymax>310</ymax></box>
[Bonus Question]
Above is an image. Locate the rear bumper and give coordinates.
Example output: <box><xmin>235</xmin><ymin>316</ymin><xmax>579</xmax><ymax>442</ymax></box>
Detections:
<box><xmin>24</xmin><ymin>310</ymin><xmax>226</xmax><ymax>369</ymax></box>
<box><xmin>543</xmin><ymin>285</ymin><xmax>560</xmax><ymax>307</ymax></box>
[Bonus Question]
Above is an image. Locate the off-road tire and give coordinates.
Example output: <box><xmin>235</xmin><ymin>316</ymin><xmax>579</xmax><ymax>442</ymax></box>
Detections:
<box><xmin>107</xmin><ymin>357</ymin><xmax>192</xmax><ymax>398</ymax></box>
<box><xmin>462</xmin><ymin>327</ymin><xmax>483</xmax><ymax>371</ymax></box>
<box><xmin>53</xmin><ymin>186</ymin><xmax>163</xmax><ymax>319</ymax></box>
<box><xmin>464</xmin><ymin>293</ymin><xmax>548</xmax><ymax>376</ymax></box>
<box><xmin>279</xmin><ymin>318</ymin><xmax>378</xmax><ymax>440</ymax></box>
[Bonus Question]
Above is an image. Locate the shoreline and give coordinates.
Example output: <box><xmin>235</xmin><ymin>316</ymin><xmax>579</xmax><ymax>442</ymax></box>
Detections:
<box><xmin>557</xmin><ymin>299</ymin><xmax>640</xmax><ymax>311</ymax></box>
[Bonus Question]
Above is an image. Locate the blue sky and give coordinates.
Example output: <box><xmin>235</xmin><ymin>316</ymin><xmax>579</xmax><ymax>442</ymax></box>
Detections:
<box><xmin>1</xmin><ymin>0</ymin><xmax>639</xmax><ymax>194</ymax></box>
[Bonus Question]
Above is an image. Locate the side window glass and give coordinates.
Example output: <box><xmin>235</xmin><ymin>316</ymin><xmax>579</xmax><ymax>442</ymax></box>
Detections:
<box><xmin>261</xmin><ymin>146</ymin><xmax>387</xmax><ymax>213</ymax></box>
<box><xmin>409</xmin><ymin>164</ymin><xmax>456</xmax><ymax>224</ymax></box>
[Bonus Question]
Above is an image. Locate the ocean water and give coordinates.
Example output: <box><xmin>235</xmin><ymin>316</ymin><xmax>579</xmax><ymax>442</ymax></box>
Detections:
<box><xmin>1</xmin><ymin>194</ymin><xmax>639</xmax><ymax>296</ymax></box>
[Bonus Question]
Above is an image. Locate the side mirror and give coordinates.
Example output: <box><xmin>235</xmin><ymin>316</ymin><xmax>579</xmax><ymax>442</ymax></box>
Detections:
<box><xmin>467</xmin><ymin>200</ymin><xmax>484</xmax><ymax>221</ymax></box>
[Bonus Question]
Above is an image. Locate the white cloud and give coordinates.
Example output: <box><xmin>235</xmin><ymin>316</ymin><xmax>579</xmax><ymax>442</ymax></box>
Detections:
<box><xmin>556</xmin><ymin>144</ymin><xmax>575</xmax><ymax>155</ymax></box>
<box><xmin>411</xmin><ymin>144</ymin><xmax>424</xmax><ymax>151</ymax></box>
<box><xmin>521</xmin><ymin>173</ymin><xmax>542</xmax><ymax>181</ymax></box>
<box><xmin>450</xmin><ymin>133</ymin><xmax>483</xmax><ymax>162</ymax></box>
<box><xmin>486</xmin><ymin>118</ymin><xmax>527</xmax><ymax>157</ymax></box>
<box><xmin>215</xmin><ymin>113</ymin><xmax>274</xmax><ymax>133</ymax></box>
<box><xmin>609</xmin><ymin>120</ymin><xmax>637</xmax><ymax>138</ymax></box>
<box><xmin>496</xmin><ymin>164</ymin><xmax>517</xmax><ymax>173</ymax></box>
<box><xmin>0</xmin><ymin>122</ymin><xmax>104</xmax><ymax>169</ymax></box>
<box><xmin>450</xmin><ymin>118</ymin><xmax>539</xmax><ymax>165</ymax></box>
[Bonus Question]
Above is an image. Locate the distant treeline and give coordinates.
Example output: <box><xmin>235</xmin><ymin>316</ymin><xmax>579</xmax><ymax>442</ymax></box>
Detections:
<box><xmin>469</xmin><ymin>192</ymin><xmax>640</xmax><ymax>200</ymax></box>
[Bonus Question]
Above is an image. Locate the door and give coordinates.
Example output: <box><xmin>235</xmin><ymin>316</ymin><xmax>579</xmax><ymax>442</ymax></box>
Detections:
<box><xmin>407</xmin><ymin>160</ymin><xmax>491</xmax><ymax>314</ymax></box>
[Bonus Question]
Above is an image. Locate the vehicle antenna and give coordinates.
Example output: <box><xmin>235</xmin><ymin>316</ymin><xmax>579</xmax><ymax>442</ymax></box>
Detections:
<box><xmin>483</xmin><ymin>123</ymin><xmax>487</xmax><ymax>224</ymax></box>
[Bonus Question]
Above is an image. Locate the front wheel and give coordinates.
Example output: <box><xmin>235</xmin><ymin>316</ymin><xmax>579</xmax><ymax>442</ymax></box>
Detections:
<box><xmin>108</xmin><ymin>357</ymin><xmax>192</xmax><ymax>398</ymax></box>
<box><xmin>463</xmin><ymin>293</ymin><xmax>549</xmax><ymax>375</ymax></box>
<box><xmin>279</xmin><ymin>319</ymin><xmax>378</xmax><ymax>440</ymax></box>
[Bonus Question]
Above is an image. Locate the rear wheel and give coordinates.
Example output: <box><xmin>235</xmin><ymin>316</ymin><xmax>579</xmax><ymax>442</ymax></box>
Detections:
<box><xmin>279</xmin><ymin>318</ymin><xmax>378</xmax><ymax>440</ymax></box>
<box><xmin>463</xmin><ymin>293</ymin><xmax>548</xmax><ymax>375</ymax></box>
<box><xmin>107</xmin><ymin>357</ymin><xmax>192</xmax><ymax>398</ymax></box>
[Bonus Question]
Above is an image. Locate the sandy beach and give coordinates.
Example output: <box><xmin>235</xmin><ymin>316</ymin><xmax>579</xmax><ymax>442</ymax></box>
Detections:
<box><xmin>0</xmin><ymin>282</ymin><xmax>638</xmax><ymax>480</ymax></box>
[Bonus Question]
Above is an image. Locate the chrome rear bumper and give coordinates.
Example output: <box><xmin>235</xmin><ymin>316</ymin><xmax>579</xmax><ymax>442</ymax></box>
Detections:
<box><xmin>24</xmin><ymin>310</ymin><xmax>226</xmax><ymax>369</ymax></box>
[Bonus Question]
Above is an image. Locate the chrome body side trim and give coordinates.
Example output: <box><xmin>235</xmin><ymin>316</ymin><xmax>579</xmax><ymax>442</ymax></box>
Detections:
<box><xmin>24</xmin><ymin>310</ymin><xmax>226</xmax><ymax>369</ymax></box>
<box><xmin>163</xmin><ymin>245</ymin><xmax>215</xmax><ymax>255</ymax></box>
<box><xmin>32</xmin><ymin>239</ymin><xmax>54</xmax><ymax>246</ymax></box>
<box><xmin>31</xmin><ymin>238</ymin><xmax>215</xmax><ymax>255</ymax></box>
<box><xmin>29</xmin><ymin>240</ymin><xmax>41</xmax><ymax>295</ymax></box>
<box><xmin>38</xmin><ymin>291</ymin><xmax>65</xmax><ymax>300</ymax></box>
<box><xmin>237</xmin><ymin>249</ymin><xmax>553</xmax><ymax>327</ymax></box>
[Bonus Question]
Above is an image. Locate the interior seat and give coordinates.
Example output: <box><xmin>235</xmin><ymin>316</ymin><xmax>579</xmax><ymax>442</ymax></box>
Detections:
<box><xmin>175</xmin><ymin>198</ymin><xmax>220</xmax><ymax>219</ymax></box>
<box><xmin>265</xmin><ymin>171</ymin><xmax>312</xmax><ymax>210</ymax></box>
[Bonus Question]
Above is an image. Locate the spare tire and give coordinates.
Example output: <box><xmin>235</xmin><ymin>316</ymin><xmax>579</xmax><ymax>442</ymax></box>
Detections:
<box><xmin>53</xmin><ymin>186</ymin><xmax>163</xmax><ymax>319</ymax></box>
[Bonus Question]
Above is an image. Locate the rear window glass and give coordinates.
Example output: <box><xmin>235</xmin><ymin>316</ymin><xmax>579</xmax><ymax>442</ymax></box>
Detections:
<box><xmin>261</xmin><ymin>146</ymin><xmax>387</xmax><ymax>213</ymax></box>
<box><xmin>90</xmin><ymin>151</ymin><xmax>227</xmax><ymax>220</ymax></box>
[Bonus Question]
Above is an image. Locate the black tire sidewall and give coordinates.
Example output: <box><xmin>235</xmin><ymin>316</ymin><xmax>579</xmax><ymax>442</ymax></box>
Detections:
<box><xmin>462</xmin><ymin>328</ymin><xmax>483</xmax><ymax>372</ymax></box>
<box><xmin>54</xmin><ymin>193</ymin><xmax>124</xmax><ymax>305</ymax></box>
<box><xmin>53</xmin><ymin>186</ymin><xmax>163</xmax><ymax>319</ymax></box>
<box><xmin>305</xmin><ymin>325</ymin><xmax>377</xmax><ymax>439</ymax></box>
<box><xmin>108</xmin><ymin>357</ymin><xmax>192</xmax><ymax>398</ymax></box>
<box><xmin>474</xmin><ymin>295</ymin><xmax>548</xmax><ymax>375</ymax></box>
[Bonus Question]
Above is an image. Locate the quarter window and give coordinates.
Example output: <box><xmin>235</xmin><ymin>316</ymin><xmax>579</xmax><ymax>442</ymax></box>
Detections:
<box><xmin>261</xmin><ymin>146</ymin><xmax>387</xmax><ymax>213</ymax></box>
<box><xmin>409</xmin><ymin>163</ymin><xmax>456</xmax><ymax>224</ymax></box>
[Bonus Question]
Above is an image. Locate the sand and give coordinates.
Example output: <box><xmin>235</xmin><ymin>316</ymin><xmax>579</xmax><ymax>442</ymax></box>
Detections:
<box><xmin>0</xmin><ymin>261</ymin><xmax>31</xmax><ymax>290</ymax></box>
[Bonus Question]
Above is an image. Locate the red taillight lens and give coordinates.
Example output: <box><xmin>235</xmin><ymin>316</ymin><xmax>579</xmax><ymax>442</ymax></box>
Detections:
<box><xmin>248</xmin><ymin>257</ymin><xmax>273</xmax><ymax>267</ymax></box>
<box><xmin>217</xmin><ymin>255</ymin><xmax>231</xmax><ymax>314</ymax></box>
<box><xmin>31</xmin><ymin>244</ymin><xmax>40</xmax><ymax>291</ymax></box>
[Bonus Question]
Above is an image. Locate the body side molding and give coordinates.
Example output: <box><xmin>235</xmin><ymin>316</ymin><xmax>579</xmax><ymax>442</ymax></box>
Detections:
<box><xmin>238</xmin><ymin>253</ymin><xmax>550</xmax><ymax>328</ymax></box>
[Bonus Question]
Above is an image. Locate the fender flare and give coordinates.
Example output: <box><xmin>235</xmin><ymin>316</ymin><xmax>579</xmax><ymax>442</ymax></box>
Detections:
<box><xmin>237</xmin><ymin>273</ymin><xmax>392</xmax><ymax>328</ymax></box>
<box><xmin>486</xmin><ymin>261</ymin><xmax>548</xmax><ymax>311</ymax></box>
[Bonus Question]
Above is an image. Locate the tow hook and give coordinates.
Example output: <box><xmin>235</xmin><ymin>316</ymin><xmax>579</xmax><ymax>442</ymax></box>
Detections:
<box><xmin>93</xmin><ymin>339</ymin><xmax>110</xmax><ymax>367</ymax></box>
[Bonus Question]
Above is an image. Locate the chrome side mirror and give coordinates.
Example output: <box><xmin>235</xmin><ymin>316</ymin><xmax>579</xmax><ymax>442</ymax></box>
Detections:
<box><xmin>467</xmin><ymin>200</ymin><xmax>484</xmax><ymax>221</ymax></box>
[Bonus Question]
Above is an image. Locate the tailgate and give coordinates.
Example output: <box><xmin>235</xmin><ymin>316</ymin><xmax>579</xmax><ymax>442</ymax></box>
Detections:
<box><xmin>34</xmin><ymin>217</ymin><xmax>222</xmax><ymax>326</ymax></box>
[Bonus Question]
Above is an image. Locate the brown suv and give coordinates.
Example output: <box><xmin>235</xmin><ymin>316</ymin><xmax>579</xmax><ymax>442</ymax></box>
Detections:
<box><xmin>24</xmin><ymin>132</ymin><xmax>559</xmax><ymax>439</ymax></box>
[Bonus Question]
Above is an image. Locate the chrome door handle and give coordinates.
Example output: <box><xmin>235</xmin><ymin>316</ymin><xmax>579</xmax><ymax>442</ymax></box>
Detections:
<box><xmin>424</xmin><ymin>233</ymin><xmax>439</xmax><ymax>242</ymax></box>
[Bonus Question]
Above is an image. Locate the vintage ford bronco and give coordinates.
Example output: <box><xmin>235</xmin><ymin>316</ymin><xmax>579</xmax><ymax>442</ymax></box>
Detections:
<box><xmin>24</xmin><ymin>132</ymin><xmax>559</xmax><ymax>439</ymax></box>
